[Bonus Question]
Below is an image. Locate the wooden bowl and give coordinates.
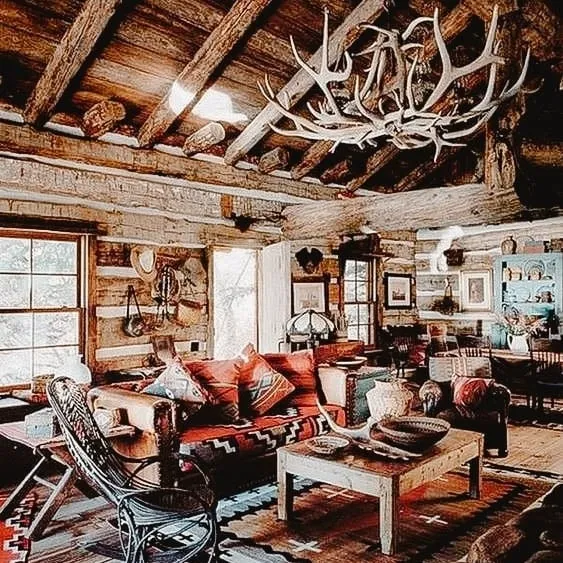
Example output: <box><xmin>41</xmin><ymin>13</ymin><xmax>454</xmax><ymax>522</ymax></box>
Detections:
<box><xmin>377</xmin><ymin>417</ymin><xmax>450</xmax><ymax>451</ymax></box>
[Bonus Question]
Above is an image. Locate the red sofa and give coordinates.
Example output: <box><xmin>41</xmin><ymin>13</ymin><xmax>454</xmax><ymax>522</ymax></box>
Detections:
<box><xmin>88</xmin><ymin>350</ymin><xmax>345</xmax><ymax>494</ymax></box>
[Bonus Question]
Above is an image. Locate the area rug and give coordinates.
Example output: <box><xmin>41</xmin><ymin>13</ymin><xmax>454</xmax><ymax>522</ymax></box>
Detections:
<box><xmin>0</xmin><ymin>494</ymin><xmax>35</xmax><ymax>563</ymax></box>
<box><xmin>211</xmin><ymin>470</ymin><xmax>554</xmax><ymax>563</ymax></box>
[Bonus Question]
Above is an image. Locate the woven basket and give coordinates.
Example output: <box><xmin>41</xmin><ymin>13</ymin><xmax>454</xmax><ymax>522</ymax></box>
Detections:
<box><xmin>378</xmin><ymin>416</ymin><xmax>450</xmax><ymax>451</ymax></box>
<box><xmin>366</xmin><ymin>379</ymin><xmax>413</xmax><ymax>422</ymax></box>
<box><xmin>306</xmin><ymin>435</ymin><xmax>350</xmax><ymax>456</ymax></box>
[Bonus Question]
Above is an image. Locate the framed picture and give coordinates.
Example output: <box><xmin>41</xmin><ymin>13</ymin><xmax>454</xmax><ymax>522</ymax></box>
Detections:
<box><xmin>384</xmin><ymin>273</ymin><xmax>412</xmax><ymax>309</ymax></box>
<box><xmin>461</xmin><ymin>270</ymin><xmax>491</xmax><ymax>311</ymax></box>
<box><xmin>292</xmin><ymin>280</ymin><xmax>327</xmax><ymax>314</ymax></box>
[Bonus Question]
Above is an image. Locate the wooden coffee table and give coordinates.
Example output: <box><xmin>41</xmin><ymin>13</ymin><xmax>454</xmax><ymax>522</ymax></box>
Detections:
<box><xmin>277</xmin><ymin>428</ymin><xmax>483</xmax><ymax>555</ymax></box>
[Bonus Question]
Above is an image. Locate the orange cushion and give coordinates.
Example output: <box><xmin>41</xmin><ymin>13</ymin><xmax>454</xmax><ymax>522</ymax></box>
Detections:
<box><xmin>238</xmin><ymin>344</ymin><xmax>295</xmax><ymax>415</ymax></box>
<box><xmin>452</xmin><ymin>375</ymin><xmax>493</xmax><ymax>411</ymax></box>
<box><xmin>186</xmin><ymin>359</ymin><xmax>241</xmax><ymax>423</ymax></box>
<box><xmin>262</xmin><ymin>349</ymin><xmax>317</xmax><ymax>406</ymax></box>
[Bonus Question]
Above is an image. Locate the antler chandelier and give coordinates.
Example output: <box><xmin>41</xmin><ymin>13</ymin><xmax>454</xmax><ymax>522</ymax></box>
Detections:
<box><xmin>259</xmin><ymin>5</ymin><xmax>530</xmax><ymax>160</ymax></box>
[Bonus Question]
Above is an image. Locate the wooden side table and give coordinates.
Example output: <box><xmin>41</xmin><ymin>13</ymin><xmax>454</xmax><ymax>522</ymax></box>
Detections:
<box><xmin>0</xmin><ymin>421</ymin><xmax>135</xmax><ymax>540</ymax></box>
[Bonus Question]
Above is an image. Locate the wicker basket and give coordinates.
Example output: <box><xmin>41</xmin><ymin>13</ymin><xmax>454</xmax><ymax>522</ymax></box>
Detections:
<box><xmin>306</xmin><ymin>435</ymin><xmax>350</xmax><ymax>456</ymax></box>
<box><xmin>378</xmin><ymin>416</ymin><xmax>450</xmax><ymax>451</ymax></box>
<box><xmin>366</xmin><ymin>379</ymin><xmax>413</xmax><ymax>422</ymax></box>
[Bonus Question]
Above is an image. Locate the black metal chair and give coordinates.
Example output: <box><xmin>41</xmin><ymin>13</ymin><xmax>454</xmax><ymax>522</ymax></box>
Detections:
<box><xmin>47</xmin><ymin>377</ymin><xmax>218</xmax><ymax>563</ymax></box>
<box><xmin>458</xmin><ymin>335</ymin><xmax>492</xmax><ymax>358</ymax></box>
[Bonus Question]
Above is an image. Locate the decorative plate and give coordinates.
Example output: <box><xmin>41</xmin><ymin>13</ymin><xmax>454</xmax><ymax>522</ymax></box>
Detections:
<box><xmin>334</xmin><ymin>356</ymin><xmax>368</xmax><ymax>369</ymax></box>
<box><xmin>306</xmin><ymin>435</ymin><xmax>350</xmax><ymax>456</ymax></box>
<box><xmin>523</xmin><ymin>260</ymin><xmax>545</xmax><ymax>280</ymax></box>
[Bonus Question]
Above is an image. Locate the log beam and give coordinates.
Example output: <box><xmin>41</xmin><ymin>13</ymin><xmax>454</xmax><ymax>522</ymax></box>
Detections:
<box><xmin>24</xmin><ymin>0</ymin><xmax>123</xmax><ymax>125</ymax></box>
<box><xmin>290</xmin><ymin>1</ymin><xmax>472</xmax><ymax>182</ymax></box>
<box><xmin>282</xmin><ymin>183</ymin><xmax>557</xmax><ymax>240</ymax></box>
<box><xmin>520</xmin><ymin>141</ymin><xmax>563</xmax><ymax>167</ymax></box>
<box><xmin>223</xmin><ymin>0</ymin><xmax>387</xmax><ymax>166</ymax></box>
<box><xmin>258</xmin><ymin>147</ymin><xmax>290</xmax><ymax>174</ymax></box>
<box><xmin>0</xmin><ymin>122</ymin><xmax>335</xmax><ymax>201</ymax></box>
<box><xmin>182</xmin><ymin>123</ymin><xmax>225</xmax><ymax>156</ymax></box>
<box><xmin>138</xmin><ymin>0</ymin><xmax>274</xmax><ymax>147</ymax></box>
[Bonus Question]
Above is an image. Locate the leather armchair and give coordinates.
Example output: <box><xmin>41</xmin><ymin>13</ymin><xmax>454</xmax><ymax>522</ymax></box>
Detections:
<box><xmin>419</xmin><ymin>357</ymin><xmax>511</xmax><ymax>457</ymax></box>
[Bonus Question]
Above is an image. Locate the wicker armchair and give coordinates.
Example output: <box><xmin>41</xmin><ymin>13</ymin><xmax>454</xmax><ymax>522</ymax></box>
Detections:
<box><xmin>419</xmin><ymin>357</ymin><xmax>511</xmax><ymax>457</ymax></box>
<box><xmin>47</xmin><ymin>377</ymin><xmax>218</xmax><ymax>563</ymax></box>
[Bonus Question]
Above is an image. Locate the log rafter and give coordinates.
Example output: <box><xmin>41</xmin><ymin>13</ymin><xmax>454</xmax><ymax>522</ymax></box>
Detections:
<box><xmin>223</xmin><ymin>0</ymin><xmax>388</xmax><ymax>166</ymax></box>
<box><xmin>24</xmin><ymin>0</ymin><xmax>124</xmax><ymax>125</ymax></box>
<box><xmin>138</xmin><ymin>0</ymin><xmax>274</xmax><ymax>147</ymax></box>
<box><xmin>0</xmin><ymin>122</ymin><xmax>336</xmax><ymax>201</ymax></box>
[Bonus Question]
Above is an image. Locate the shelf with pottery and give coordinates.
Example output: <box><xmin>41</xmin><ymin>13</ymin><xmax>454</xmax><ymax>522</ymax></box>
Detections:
<box><xmin>493</xmin><ymin>252</ymin><xmax>562</xmax><ymax>349</ymax></box>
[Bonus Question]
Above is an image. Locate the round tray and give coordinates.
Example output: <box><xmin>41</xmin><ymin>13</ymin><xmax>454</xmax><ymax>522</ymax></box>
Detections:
<box><xmin>306</xmin><ymin>435</ymin><xmax>350</xmax><ymax>456</ymax></box>
<box><xmin>378</xmin><ymin>417</ymin><xmax>450</xmax><ymax>451</ymax></box>
<box><xmin>334</xmin><ymin>356</ymin><xmax>368</xmax><ymax>369</ymax></box>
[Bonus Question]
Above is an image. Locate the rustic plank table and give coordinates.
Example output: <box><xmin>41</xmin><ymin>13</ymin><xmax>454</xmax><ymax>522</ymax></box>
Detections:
<box><xmin>0</xmin><ymin>421</ymin><xmax>135</xmax><ymax>540</ymax></box>
<box><xmin>277</xmin><ymin>428</ymin><xmax>483</xmax><ymax>555</ymax></box>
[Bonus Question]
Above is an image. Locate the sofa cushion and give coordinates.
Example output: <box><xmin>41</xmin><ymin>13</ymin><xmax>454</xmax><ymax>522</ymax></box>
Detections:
<box><xmin>178</xmin><ymin>404</ymin><xmax>344</xmax><ymax>467</ymax></box>
<box><xmin>452</xmin><ymin>375</ymin><xmax>493</xmax><ymax>411</ymax></box>
<box><xmin>142</xmin><ymin>358</ymin><xmax>209</xmax><ymax>421</ymax></box>
<box><xmin>262</xmin><ymin>349</ymin><xmax>317</xmax><ymax>406</ymax></box>
<box><xmin>186</xmin><ymin>358</ymin><xmax>241</xmax><ymax>423</ymax></box>
<box><xmin>429</xmin><ymin>356</ymin><xmax>492</xmax><ymax>382</ymax></box>
<box><xmin>238</xmin><ymin>344</ymin><xmax>295</xmax><ymax>416</ymax></box>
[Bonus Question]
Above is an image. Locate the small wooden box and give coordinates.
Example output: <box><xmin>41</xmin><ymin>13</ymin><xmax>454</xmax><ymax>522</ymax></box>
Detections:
<box><xmin>31</xmin><ymin>374</ymin><xmax>55</xmax><ymax>394</ymax></box>
<box><xmin>24</xmin><ymin>408</ymin><xmax>61</xmax><ymax>440</ymax></box>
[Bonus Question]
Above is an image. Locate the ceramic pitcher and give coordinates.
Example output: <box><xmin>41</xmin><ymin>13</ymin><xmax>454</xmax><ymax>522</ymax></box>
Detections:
<box><xmin>507</xmin><ymin>334</ymin><xmax>528</xmax><ymax>354</ymax></box>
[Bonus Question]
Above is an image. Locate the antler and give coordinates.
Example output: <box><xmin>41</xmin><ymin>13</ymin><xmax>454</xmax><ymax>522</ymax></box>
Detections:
<box><xmin>259</xmin><ymin>5</ymin><xmax>529</xmax><ymax>160</ymax></box>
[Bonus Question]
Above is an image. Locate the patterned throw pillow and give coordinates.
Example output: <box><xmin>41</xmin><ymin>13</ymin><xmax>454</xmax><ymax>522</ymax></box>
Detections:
<box><xmin>451</xmin><ymin>375</ymin><xmax>493</xmax><ymax>411</ymax></box>
<box><xmin>262</xmin><ymin>349</ymin><xmax>317</xmax><ymax>406</ymax></box>
<box><xmin>238</xmin><ymin>344</ymin><xmax>295</xmax><ymax>416</ymax></box>
<box><xmin>142</xmin><ymin>358</ymin><xmax>209</xmax><ymax>419</ymax></box>
<box><xmin>186</xmin><ymin>358</ymin><xmax>241</xmax><ymax>423</ymax></box>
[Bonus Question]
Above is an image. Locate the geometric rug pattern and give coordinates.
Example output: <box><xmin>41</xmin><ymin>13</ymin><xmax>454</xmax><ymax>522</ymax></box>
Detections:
<box><xmin>214</xmin><ymin>470</ymin><xmax>555</xmax><ymax>563</ymax></box>
<box><xmin>0</xmin><ymin>494</ymin><xmax>34</xmax><ymax>563</ymax></box>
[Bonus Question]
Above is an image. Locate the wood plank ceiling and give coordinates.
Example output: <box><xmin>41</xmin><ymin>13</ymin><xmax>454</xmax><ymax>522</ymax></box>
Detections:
<box><xmin>0</xmin><ymin>0</ymin><xmax>561</xmax><ymax>197</ymax></box>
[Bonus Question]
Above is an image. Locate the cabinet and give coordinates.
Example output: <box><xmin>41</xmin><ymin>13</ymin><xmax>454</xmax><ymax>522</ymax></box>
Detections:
<box><xmin>493</xmin><ymin>253</ymin><xmax>562</xmax><ymax>346</ymax></box>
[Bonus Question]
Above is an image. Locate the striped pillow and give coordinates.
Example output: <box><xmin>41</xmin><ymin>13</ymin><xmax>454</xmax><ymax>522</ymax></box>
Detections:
<box><xmin>238</xmin><ymin>344</ymin><xmax>295</xmax><ymax>415</ymax></box>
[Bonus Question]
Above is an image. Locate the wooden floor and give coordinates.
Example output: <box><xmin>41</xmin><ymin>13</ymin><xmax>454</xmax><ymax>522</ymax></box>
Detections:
<box><xmin>4</xmin><ymin>424</ymin><xmax>558</xmax><ymax>563</ymax></box>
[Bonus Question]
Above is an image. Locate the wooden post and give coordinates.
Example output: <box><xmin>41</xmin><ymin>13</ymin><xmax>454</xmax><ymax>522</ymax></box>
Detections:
<box><xmin>182</xmin><ymin>123</ymin><xmax>225</xmax><ymax>156</ymax></box>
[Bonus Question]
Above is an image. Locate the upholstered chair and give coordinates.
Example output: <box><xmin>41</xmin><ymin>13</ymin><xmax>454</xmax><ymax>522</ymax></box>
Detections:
<box><xmin>419</xmin><ymin>357</ymin><xmax>511</xmax><ymax>457</ymax></box>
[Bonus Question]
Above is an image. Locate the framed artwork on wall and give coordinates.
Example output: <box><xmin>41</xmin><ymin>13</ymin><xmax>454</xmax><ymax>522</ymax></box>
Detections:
<box><xmin>292</xmin><ymin>280</ymin><xmax>327</xmax><ymax>314</ymax></box>
<box><xmin>460</xmin><ymin>270</ymin><xmax>491</xmax><ymax>311</ymax></box>
<box><xmin>384</xmin><ymin>273</ymin><xmax>412</xmax><ymax>309</ymax></box>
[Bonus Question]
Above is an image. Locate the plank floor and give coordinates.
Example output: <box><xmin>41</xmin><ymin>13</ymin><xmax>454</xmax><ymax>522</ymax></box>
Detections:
<box><xmin>3</xmin><ymin>424</ymin><xmax>557</xmax><ymax>563</ymax></box>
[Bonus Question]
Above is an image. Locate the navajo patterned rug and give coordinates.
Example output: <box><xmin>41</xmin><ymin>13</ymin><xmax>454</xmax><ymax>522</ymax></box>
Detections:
<box><xmin>210</xmin><ymin>469</ymin><xmax>554</xmax><ymax>563</ymax></box>
<box><xmin>0</xmin><ymin>495</ymin><xmax>34</xmax><ymax>563</ymax></box>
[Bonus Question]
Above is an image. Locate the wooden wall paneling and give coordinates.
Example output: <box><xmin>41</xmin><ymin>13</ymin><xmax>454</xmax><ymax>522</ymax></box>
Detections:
<box><xmin>86</xmin><ymin>235</ymin><xmax>98</xmax><ymax>370</ymax></box>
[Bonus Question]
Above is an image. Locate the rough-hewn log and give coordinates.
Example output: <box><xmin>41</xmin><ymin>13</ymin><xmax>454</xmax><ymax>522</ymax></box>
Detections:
<box><xmin>320</xmin><ymin>160</ymin><xmax>352</xmax><ymax>185</ymax></box>
<box><xmin>24</xmin><ymin>0</ymin><xmax>123</xmax><ymax>125</ymax></box>
<box><xmin>138</xmin><ymin>0</ymin><xmax>274</xmax><ymax>147</ymax></box>
<box><xmin>182</xmin><ymin>123</ymin><xmax>225</xmax><ymax>156</ymax></box>
<box><xmin>0</xmin><ymin>122</ymin><xmax>335</xmax><ymax>201</ymax></box>
<box><xmin>223</xmin><ymin>0</ymin><xmax>387</xmax><ymax>165</ymax></box>
<box><xmin>520</xmin><ymin>141</ymin><xmax>563</xmax><ymax>167</ymax></box>
<box><xmin>282</xmin><ymin>183</ymin><xmax>559</xmax><ymax>240</ymax></box>
<box><xmin>291</xmin><ymin>1</ymin><xmax>472</xmax><ymax>183</ymax></box>
<box><xmin>82</xmin><ymin>99</ymin><xmax>126</xmax><ymax>138</ymax></box>
<box><xmin>258</xmin><ymin>147</ymin><xmax>290</xmax><ymax>174</ymax></box>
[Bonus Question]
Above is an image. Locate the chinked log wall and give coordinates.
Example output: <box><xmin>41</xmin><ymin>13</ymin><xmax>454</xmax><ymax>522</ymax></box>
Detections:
<box><xmin>415</xmin><ymin>217</ymin><xmax>563</xmax><ymax>334</ymax></box>
<box><xmin>0</xmin><ymin>154</ymin><xmax>286</xmax><ymax>375</ymax></box>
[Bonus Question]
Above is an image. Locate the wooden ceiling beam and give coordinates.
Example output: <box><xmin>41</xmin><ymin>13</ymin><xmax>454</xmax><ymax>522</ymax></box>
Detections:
<box><xmin>223</xmin><ymin>0</ymin><xmax>388</xmax><ymax>166</ymax></box>
<box><xmin>24</xmin><ymin>0</ymin><xmax>124</xmax><ymax>126</ymax></box>
<box><xmin>282</xmin><ymin>182</ymin><xmax>556</xmax><ymax>240</ymax></box>
<box><xmin>0</xmin><ymin>122</ymin><xmax>335</xmax><ymax>201</ymax></box>
<box><xmin>138</xmin><ymin>0</ymin><xmax>274</xmax><ymax>147</ymax></box>
<box><xmin>520</xmin><ymin>141</ymin><xmax>563</xmax><ymax>167</ymax></box>
<box><xmin>291</xmin><ymin>1</ymin><xmax>473</xmax><ymax>183</ymax></box>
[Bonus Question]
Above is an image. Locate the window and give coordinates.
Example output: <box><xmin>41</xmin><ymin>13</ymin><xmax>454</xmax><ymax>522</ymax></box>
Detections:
<box><xmin>212</xmin><ymin>248</ymin><xmax>258</xmax><ymax>359</ymax></box>
<box><xmin>0</xmin><ymin>232</ymin><xmax>85</xmax><ymax>388</ymax></box>
<box><xmin>343</xmin><ymin>259</ymin><xmax>376</xmax><ymax>344</ymax></box>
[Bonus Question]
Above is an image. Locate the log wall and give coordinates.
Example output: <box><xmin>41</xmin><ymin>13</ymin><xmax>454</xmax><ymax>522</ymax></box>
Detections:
<box><xmin>415</xmin><ymin>217</ymin><xmax>563</xmax><ymax>335</ymax></box>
